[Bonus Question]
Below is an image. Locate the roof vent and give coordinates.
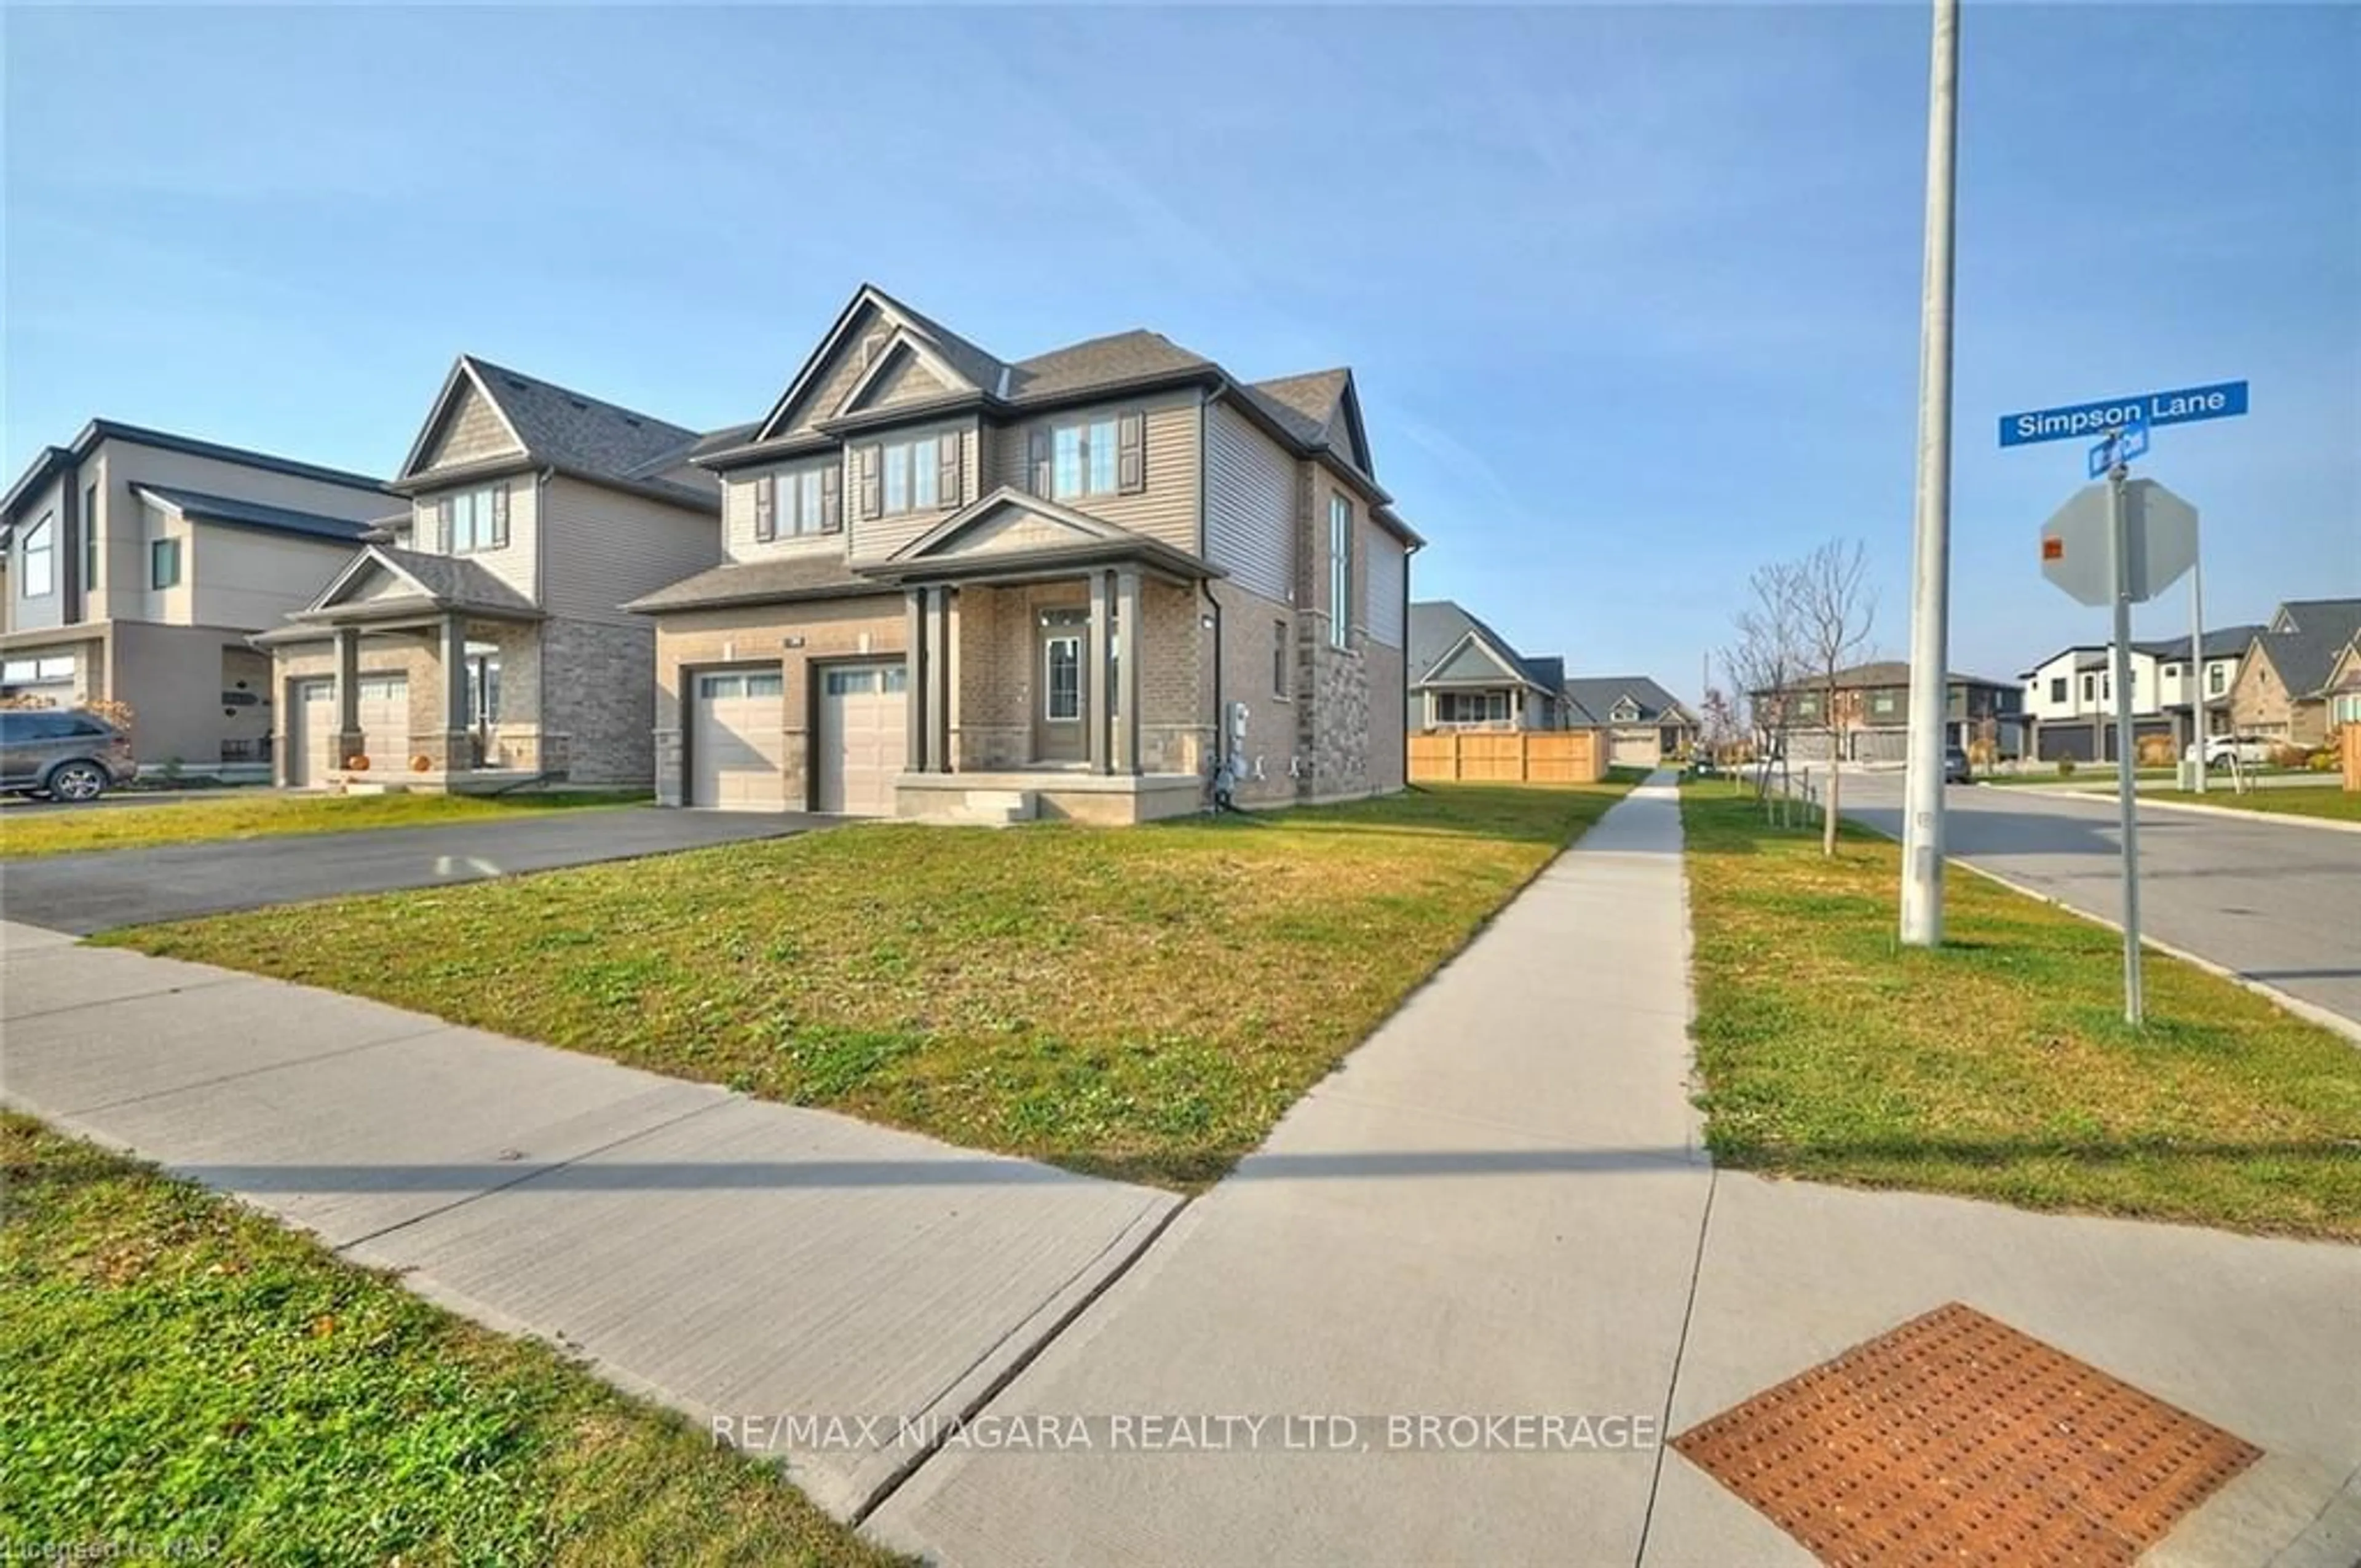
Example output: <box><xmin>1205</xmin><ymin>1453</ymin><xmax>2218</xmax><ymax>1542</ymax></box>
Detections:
<box><xmin>568</xmin><ymin>397</ymin><xmax>588</xmax><ymax>411</ymax></box>
<box><xmin>623</xmin><ymin>416</ymin><xmax>642</xmax><ymax>428</ymax></box>
<box><xmin>504</xmin><ymin>377</ymin><xmax>529</xmax><ymax>392</ymax></box>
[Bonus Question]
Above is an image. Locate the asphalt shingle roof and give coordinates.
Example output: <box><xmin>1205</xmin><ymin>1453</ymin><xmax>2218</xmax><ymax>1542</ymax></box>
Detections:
<box><xmin>370</xmin><ymin>545</ymin><xmax>539</xmax><ymax>613</ymax></box>
<box><xmin>461</xmin><ymin>356</ymin><xmax>708</xmax><ymax>499</ymax></box>
<box><xmin>1560</xmin><ymin>675</ymin><xmax>1689</xmax><ymax>725</ymax></box>
<box><xmin>1406</xmin><ymin>600</ymin><xmax>1556</xmax><ymax>689</ymax></box>
<box><xmin>623</xmin><ymin>554</ymin><xmax>879</xmax><ymax>613</ymax></box>
<box><xmin>2254</xmin><ymin>597</ymin><xmax>2361</xmax><ymax>697</ymax></box>
<box><xmin>1003</xmin><ymin>331</ymin><xmax>1214</xmax><ymax>402</ymax></box>
<box><xmin>131</xmin><ymin>485</ymin><xmax>375</xmax><ymax>545</ymax></box>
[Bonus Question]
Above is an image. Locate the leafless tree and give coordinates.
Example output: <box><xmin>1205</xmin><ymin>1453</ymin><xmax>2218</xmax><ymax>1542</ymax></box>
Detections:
<box><xmin>1698</xmin><ymin>685</ymin><xmax>1743</xmax><ymax>762</ymax></box>
<box><xmin>1794</xmin><ymin>538</ymin><xmax>1878</xmax><ymax>855</ymax></box>
<box><xmin>1722</xmin><ymin>560</ymin><xmax>1806</xmax><ymax>808</ymax></box>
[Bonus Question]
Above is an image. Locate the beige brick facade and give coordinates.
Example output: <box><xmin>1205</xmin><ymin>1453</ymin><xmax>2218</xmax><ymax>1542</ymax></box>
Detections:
<box><xmin>651</xmin><ymin>595</ymin><xmax>908</xmax><ymax>807</ymax></box>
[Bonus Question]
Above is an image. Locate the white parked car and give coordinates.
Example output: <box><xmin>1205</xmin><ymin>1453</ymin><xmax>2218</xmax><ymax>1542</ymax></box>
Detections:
<box><xmin>2186</xmin><ymin>734</ymin><xmax>2271</xmax><ymax>766</ymax></box>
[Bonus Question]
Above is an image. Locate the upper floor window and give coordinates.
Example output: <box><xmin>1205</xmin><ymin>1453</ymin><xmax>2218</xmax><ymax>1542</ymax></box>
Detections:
<box><xmin>151</xmin><ymin>538</ymin><xmax>182</xmax><ymax>590</ymax></box>
<box><xmin>1871</xmin><ymin>690</ymin><xmax>1898</xmax><ymax>717</ymax></box>
<box><xmin>2209</xmin><ymin>663</ymin><xmax>2228</xmax><ymax>695</ymax></box>
<box><xmin>755</xmin><ymin>465</ymin><xmax>837</xmax><ymax>540</ymax></box>
<box><xmin>1328</xmin><ymin>494</ymin><xmax>1353</xmax><ymax>649</ymax></box>
<box><xmin>1029</xmin><ymin>411</ymin><xmax>1145</xmax><ymax>501</ymax></box>
<box><xmin>859</xmin><ymin>434</ymin><xmax>960</xmax><ymax>519</ymax></box>
<box><xmin>2049</xmin><ymin>677</ymin><xmax>2066</xmax><ymax>703</ymax></box>
<box><xmin>2081</xmin><ymin>673</ymin><xmax>2095</xmax><ymax>701</ymax></box>
<box><xmin>1611</xmin><ymin>699</ymin><xmax>1640</xmax><ymax>723</ymax></box>
<box><xmin>82</xmin><ymin>485</ymin><xmax>98</xmax><ymax>585</ymax></box>
<box><xmin>21</xmin><ymin>515</ymin><xmax>55</xmax><ymax>596</ymax></box>
<box><xmin>441</xmin><ymin>485</ymin><xmax>509</xmax><ymax>554</ymax></box>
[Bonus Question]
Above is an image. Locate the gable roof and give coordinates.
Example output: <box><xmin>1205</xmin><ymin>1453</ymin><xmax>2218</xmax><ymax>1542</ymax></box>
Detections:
<box><xmin>1406</xmin><ymin>600</ymin><xmax>1556</xmax><ymax>692</ymax></box>
<box><xmin>2247</xmin><ymin>596</ymin><xmax>2361</xmax><ymax>698</ymax></box>
<box><xmin>4</xmin><ymin>419</ymin><xmax>389</xmax><ymax>530</ymax></box>
<box><xmin>257</xmin><ymin>545</ymin><xmax>542</xmax><ymax>641</ymax></box>
<box><xmin>711</xmin><ymin>286</ymin><xmax>1418</xmax><ymax>546</ymax></box>
<box><xmin>398</xmin><ymin>356</ymin><xmax>712</xmax><ymax>507</ymax></box>
<box><xmin>1246</xmin><ymin>368</ymin><xmax>1373</xmax><ymax>480</ymax></box>
<box><xmin>1562</xmin><ymin>675</ymin><xmax>1690</xmax><ymax>726</ymax></box>
<box><xmin>129</xmin><ymin>485</ymin><xmax>376</xmax><ymax>545</ymax></box>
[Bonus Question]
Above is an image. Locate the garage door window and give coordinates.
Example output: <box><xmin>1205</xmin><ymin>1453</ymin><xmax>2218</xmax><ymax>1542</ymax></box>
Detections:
<box><xmin>700</xmin><ymin>671</ymin><xmax>783</xmax><ymax>701</ymax></box>
<box><xmin>823</xmin><ymin>667</ymin><xmax>902</xmax><ymax>697</ymax></box>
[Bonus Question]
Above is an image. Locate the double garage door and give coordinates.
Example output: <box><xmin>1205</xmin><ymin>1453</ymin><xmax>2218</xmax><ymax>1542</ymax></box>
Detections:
<box><xmin>288</xmin><ymin>676</ymin><xmax>407</xmax><ymax>786</ymax></box>
<box><xmin>689</xmin><ymin>662</ymin><xmax>906</xmax><ymax>815</ymax></box>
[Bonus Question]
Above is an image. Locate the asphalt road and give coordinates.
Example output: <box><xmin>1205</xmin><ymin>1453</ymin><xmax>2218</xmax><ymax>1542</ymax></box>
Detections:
<box><xmin>1838</xmin><ymin>773</ymin><xmax>2361</xmax><ymax>1031</ymax></box>
<box><xmin>0</xmin><ymin>808</ymin><xmax>828</xmax><ymax>935</ymax></box>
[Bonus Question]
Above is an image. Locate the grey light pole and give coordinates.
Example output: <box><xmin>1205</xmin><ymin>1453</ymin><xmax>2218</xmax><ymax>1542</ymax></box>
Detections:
<box><xmin>1900</xmin><ymin>0</ymin><xmax>1961</xmax><ymax>948</ymax></box>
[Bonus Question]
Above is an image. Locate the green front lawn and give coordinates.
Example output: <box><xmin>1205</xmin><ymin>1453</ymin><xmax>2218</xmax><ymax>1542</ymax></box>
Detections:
<box><xmin>2146</xmin><ymin>785</ymin><xmax>2361</xmax><ymax>823</ymax></box>
<box><xmin>1682</xmin><ymin>785</ymin><xmax>2361</xmax><ymax>1240</ymax></box>
<box><xmin>0</xmin><ymin>1114</ymin><xmax>901</xmax><ymax>1567</ymax></box>
<box><xmin>0</xmin><ymin>789</ymin><xmax>645</xmax><ymax>860</ymax></box>
<box><xmin>110</xmin><ymin>783</ymin><xmax>1631</xmax><ymax>1190</ymax></box>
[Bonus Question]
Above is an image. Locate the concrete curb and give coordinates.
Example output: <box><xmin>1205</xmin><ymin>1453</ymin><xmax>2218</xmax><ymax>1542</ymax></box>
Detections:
<box><xmin>1831</xmin><ymin>810</ymin><xmax>2361</xmax><ymax>1047</ymax></box>
<box><xmin>1945</xmin><ymin>858</ymin><xmax>2361</xmax><ymax>1049</ymax></box>
<box><xmin>1988</xmin><ymin>783</ymin><xmax>2361</xmax><ymax>834</ymax></box>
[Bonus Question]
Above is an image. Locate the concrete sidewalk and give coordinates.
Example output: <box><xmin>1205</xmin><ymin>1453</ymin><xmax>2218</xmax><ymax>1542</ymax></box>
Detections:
<box><xmin>868</xmin><ymin>773</ymin><xmax>1714</xmax><ymax>1564</ymax></box>
<box><xmin>0</xmin><ymin>919</ymin><xmax>1177</xmax><ymax>1521</ymax></box>
<box><xmin>869</xmin><ymin>775</ymin><xmax>2361</xmax><ymax>1567</ymax></box>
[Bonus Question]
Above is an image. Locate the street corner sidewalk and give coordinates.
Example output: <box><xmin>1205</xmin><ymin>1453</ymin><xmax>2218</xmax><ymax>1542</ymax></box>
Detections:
<box><xmin>0</xmin><ymin>918</ymin><xmax>1180</xmax><ymax>1522</ymax></box>
<box><xmin>867</xmin><ymin>775</ymin><xmax>1717</xmax><ymax>1567</ymax></box>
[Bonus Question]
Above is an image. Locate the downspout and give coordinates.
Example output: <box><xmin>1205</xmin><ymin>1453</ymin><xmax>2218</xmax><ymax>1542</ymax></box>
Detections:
<box><xmin>1199</xmin><ymin>577</ymin><xmax>1228</xmax><ymax>810</ymax></box>
<box><xmin>1402</xmin><ymin>536</ymin><xmax>1415</xmax><ymax>790</ymax></box>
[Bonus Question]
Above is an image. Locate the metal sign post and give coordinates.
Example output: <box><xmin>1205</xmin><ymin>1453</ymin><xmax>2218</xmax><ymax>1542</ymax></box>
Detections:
<box><xmin>2191</xmin><ymin>552</ymin><xmax>2209</xmax><ymax>795</ymax></box>
<box><xmin>2102</xmin><ymin>454</ymin><xmax>2145</xmax><ymax>1026</ymax></box>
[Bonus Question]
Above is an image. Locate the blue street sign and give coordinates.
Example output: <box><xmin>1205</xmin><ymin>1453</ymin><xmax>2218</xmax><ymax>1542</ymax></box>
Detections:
<box><xmin>1999</xmin><ymin>380</ymin><xmax>2247</xmax><ymax>448</ymax></box>
<box><xmin>2087</xmin><ymin>419</ymin><xmax>2150</xmax><ymax>478</ymax></box>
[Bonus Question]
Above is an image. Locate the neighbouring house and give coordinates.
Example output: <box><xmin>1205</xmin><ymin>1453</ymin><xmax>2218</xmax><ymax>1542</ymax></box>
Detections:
<box><xmin>1755</xmin><ymin>661</ymin><xmax>2022</xmax><ymax>763</ymax></box>
<box><xmin>254</xmin><ymin>357</ymin><xmax>720</xmax><ymax>789</ymax></box>
<box><xmin>2228</xmin><ymin>597</ymin><xmax>2361</xmax><ymax>748</ymax></box>
<box><xmin>2323</xmin><ymin>639</ymin><xmax>2361</xmax><ymax>735</ymax></box>
<box><xmin>1</xmin><ymin>421</ymin><xmax>395</xmax><ymax>771</ymax></box>
<box><xmin>1560</xmin><ymin>676</ymin><xmax>1698</xmax><ymax>767</ymax></box>
<box><xmin>626</xmin><ymin>285</ymin><xmax>1420</xmax><ymax>822</ymax></box>
<box><xmin>1406</xmin><ymin>600</ymin><xmax>1565</xmax><ymax>731</ymax></box>
<box><xmin>2019</xmin><ymin>627</ymin><xmax>2261</xmax><ymax>762</ymax></box>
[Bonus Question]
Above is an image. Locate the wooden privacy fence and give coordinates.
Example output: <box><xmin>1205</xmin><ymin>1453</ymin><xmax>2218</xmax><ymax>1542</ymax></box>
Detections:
<box><xmin>1409</xmin><ymin>729</ymin><xmax>1609</xmax><ymax>785</ymax></box>
<box><xmin>2342</xmin><ymin>726</ymin><xmax>2360</xmax><ymax>792</ymax></box>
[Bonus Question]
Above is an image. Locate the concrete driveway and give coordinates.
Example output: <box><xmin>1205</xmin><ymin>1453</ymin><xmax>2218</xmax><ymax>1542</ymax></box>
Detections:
<box><xmin>1839</xmin><ymin>774</ymin><xmax>2361</xmax><ymax>1032</ymax></box>
<box><xmin>0</xmin><ymin>807</ymin><xmax>829</xmax><ymax>934</ymax></box>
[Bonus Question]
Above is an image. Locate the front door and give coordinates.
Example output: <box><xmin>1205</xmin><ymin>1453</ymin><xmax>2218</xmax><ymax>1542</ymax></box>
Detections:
<box><xmin>1032</xmin><ymin>614</ymin><xmax>1088</xmax><ymax>764</ymax></box>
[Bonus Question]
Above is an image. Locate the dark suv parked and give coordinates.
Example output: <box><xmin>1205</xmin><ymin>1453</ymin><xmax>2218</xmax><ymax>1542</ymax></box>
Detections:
<box><xmin>1</xmin><ymin>709</ymin><xmax>138</xmax><ymax>802</ymax></box>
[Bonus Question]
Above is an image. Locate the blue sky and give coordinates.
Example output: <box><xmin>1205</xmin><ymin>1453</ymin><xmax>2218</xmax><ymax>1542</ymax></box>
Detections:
<box><xmin>6</xmin><ymin>4</ymin><xmax>2355</xmax><ymax>697</ymax></box>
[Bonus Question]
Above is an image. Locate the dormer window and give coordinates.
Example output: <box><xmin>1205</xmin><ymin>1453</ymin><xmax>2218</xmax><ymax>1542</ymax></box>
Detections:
<box><xmin>1611</xmin><ymin>699</ymin><xmax>1639</xmax><ymax>723</ymax></box>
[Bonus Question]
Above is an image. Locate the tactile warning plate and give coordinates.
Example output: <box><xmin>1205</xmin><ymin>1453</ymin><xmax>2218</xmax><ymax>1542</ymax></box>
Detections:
<box><xmin>1673</xmin><ymin>1302</ymin><xmax>2260</xmax><ymax>1567</ymax></box>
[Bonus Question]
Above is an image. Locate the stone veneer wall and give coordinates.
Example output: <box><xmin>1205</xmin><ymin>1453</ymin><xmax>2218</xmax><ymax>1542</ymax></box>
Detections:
<box><xmin>540</xmin><ymin>617</ymin><xmax>655</xmax><ymax>785</ymax></box>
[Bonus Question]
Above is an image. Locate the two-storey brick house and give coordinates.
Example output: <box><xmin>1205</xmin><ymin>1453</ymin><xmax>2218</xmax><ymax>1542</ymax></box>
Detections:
<box><xmin>255</xmin><ymin>357</ymin><xmax>719</xmax><ymax>788</ymax></box>
<box><xmin>2</xmin><ymin>421</ymin><xmax>395</xmax><ymax>771</ymax></box>
<box><xmin>629</xmin><ymin>286</ymin><xmax>1420</xmax><ymax>822</ymax></box>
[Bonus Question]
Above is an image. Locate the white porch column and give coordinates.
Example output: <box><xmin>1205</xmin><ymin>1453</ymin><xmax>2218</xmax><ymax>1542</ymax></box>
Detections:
<box><xmin>440</xmin><ymin>615</ymin><xmax>472</xmax><ymax>771</ymax></box>
<box><xmin>1087</xmin><ymin>570</ymin><xmax>1112</xmax><ymax>775</ymax></box>
<box><xmin>1113</xmin><ymin>568</ymin><xmax>1141</xmax><ymax>775</ymax></box>
<box><xmin>904</xmin><ymin>588</ymin><xmax>929</xmax><ymax>772</ymax></box>
<box><xmin>332</xmin><ymin>625</ymin><xmax>363</xmax><ymax>769</ymax></box>
<box><xmin>931</xmin><ymin>588</ymin><xmax>954</xmax><ymax>772</ymax></box>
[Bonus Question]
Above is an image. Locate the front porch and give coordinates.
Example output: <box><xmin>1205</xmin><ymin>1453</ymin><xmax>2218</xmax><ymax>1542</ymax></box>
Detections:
<box><xmin>875</xmin><ymin>487</ymin><xmax>1220</xmax><ymax>823</ymax></box>
<box><xmin>259</xmin><ymin>545</ymin><xmax>551</xmax><ymax>791</ymax></box>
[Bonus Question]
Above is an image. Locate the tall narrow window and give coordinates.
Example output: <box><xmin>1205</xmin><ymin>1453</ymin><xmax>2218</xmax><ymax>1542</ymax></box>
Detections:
<box><xmin>21</xmin><ymin>515</ymin><xmax>54</xmax><ymax>596</ymax></box>
<box><xmin>82</xmin><ymin>485</ymin><xmax>98</xmax><ymax>587</ymax></box>
<box><xmin>877</xmin><ymin>435</ymin><xmax>941</xmax><ymax>515</ymax></box>
<box><xmin>1328</xmin><ymin>495</ymin><xmax>1353</xmax><ymax>649</ymax></box>
<box><xmin>150</xmin><ymin>538</ymin><xmax>182</xmax><ymax>589</ymax></box>
<box><xmin>1273</xmin><ymin>619</ymin><xmax>1290</xmax><ymax>697</ymax></box>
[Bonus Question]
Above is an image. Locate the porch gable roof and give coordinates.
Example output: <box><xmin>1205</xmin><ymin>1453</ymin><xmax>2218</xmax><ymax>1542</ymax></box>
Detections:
<box><xmin>860</xmin><ymin>486</ymin><xmax>1221</xmax><ymax>585</ymax></box>
<box><xmin>285</xmin><ymin>544</ymin><xmax>543</xmax><ymax>627</ymax></box>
